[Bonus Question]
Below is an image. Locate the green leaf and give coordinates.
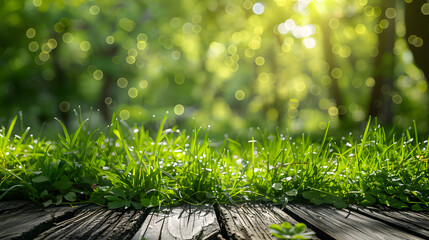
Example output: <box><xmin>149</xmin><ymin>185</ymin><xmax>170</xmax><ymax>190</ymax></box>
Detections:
<box><xmin>333</xmin><ymin>199</ymin><xmax>347</xmax><ymax>209</ymax></box>
<box><xmin>285</xmin><ymin>189</ymin><xmax>298</xmax><ymax>196</ymax></box>
<box><xmin>155</xmin><ymin>114</ymin><xmax>167</xmax><ymax>145</ymax></box>
<box><xmin>51</xmin><ymin>176</ymin><xmax>73</xmax><ymax>190</ymax></box>
<box><xmin>281</xmin><ymin>221</ymin><xmax>292</xmax><ymax>230</ymax></box>
<box><xmin>386</xmin><ymin>197</ymin><xmax>408</xmax><ymax>209</ymax></box>
<box><xmin>55</xmin><ymin>195</ymin><xmax>63</xmax><ymax>205</ymax></box>
<box><xmin>113</xmin><ymin>129</ymin><xmax>122</xmax><ymax>141</ymax></box>
<box><xmin>272</xmin><ymin>183</ymin><xmax>283</xmax><ymax>191</ymax></box>
<box><xmin>43</xmin><ymin>200</ymin><xmax>53</xmax><ymax>207</ymax></box>
<box><xmin>32</xmin><ymin>175</ymin><xmax>49</xmax><ymax>183</ymax></box>
<box><xmin>70</xmin><ymin>119</ymin><xmax>88</xmax><ymax>147</ymax></box>
<box><xmin>302</xmin><ymin>191</ymin><xmax>318</xmax><ymax>200</ymax></box>
<box><xmin>141</xmin><ymin>198</ymin><xmax>151</xmax><ymax>207</ymax></box>
<box><xmin>105</xmin><ymin>195</ymin><xmax>122</xmax><ymax>202</ymax></box>
<box><xmin>132</xmin><ymin>201</ymin><xmax>142</xmax><ymax>210</ymax></box>
<box><xmin>6</xmin><ymin>116</ymin><xmax>17</xmax><ymax>140</ymax></box>
<box><xmin>40</xmin><ymin>189</ymin><xmax>49</xmax><ymax>198</ymax></box>
<box><xmin>111</xmin><ymin>188</ymin><xmax>126</xmax><ymax>199</ymax></box>
<box><xmin>108</xmin><ymin>200</ymin><xmax>126</xmax><ymax>209</ymax></box>
<box><xmin>150</xmin><ymin>195</ymin><xmax>161</xmax><ymax>206</ymax></box>
<box><xmin>411</xmin><ymin>204</ymin><xmax>421</xmax><ymax>211</ymax></box>
<box><xmin>64</xmin><ymin>192</ymin><xmax>77</xmax><ymax>202</ymax></box>
<box><xmin>292</xmin><ymin>234</ymin><xmax>312</xmax><ymax>239</ymax></box>
<box><xmin>294</xmin><ymin>223</ymin><xmax>307</xmax><ymax>233</ymax></box>
<box><xmin>272</xmin><ymin>233</ymin><xmax>287</xmax><ymax>239</ymax></box>
<box><xmin>269</xmin><ymin>224</ymin><xmax>285</xmax><ymax>234</ymax></box>
<box><xmin>89</xmin><ymin>192</ymin><xmax>106</xmax><ymax>205</ymax></box>
<box><xmin>363</xmin><ymin>193</ymin><xmax>376</xmax><ymax>205</ymax></box>
<box><xmin>55</xmin><ymin>117</ymin><xmax>70</xmax><ymax>144</ymax></box>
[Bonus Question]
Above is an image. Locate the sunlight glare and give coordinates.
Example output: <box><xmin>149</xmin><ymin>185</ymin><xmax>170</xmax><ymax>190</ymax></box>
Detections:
<box><xmin>252</xmin><ymin>3</ymin><xmax>265</xmax><ymax>15</ymax></box>
<box><xmin>303</xmin><ymin>37</ymin><xmax>316</xmax><ymax>49</ymax></box>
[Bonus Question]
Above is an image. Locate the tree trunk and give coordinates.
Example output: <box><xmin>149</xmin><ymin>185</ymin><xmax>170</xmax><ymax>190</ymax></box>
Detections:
<box><xmin>321</xmin><ymin>22</ymin><xmax>345</xmax><ymax>119</ymax></box>
<box><xmin>368</xmin><ymin>0</ymin><xmax>396</xmax><ymax>124</ymax></box>
<box><xmin>405</xmin><ymin>0</ymin><xmax>429</xmax><ymax>82</ymax></box>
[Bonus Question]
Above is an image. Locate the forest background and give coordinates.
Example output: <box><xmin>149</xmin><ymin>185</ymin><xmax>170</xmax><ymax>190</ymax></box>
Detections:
<box><xmin>0</xmin><ymin>0</ymin><xmax>428</xmax><ymax>137</ymax></box>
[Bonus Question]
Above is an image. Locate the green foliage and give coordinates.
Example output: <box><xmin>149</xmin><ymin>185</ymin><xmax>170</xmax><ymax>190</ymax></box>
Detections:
<box><xmin>270</xmin><ymin>221</ymin><xmax>315</xmax><ymax>239</ymax></box>
<box><xmin>0</xmin><ymin>0</ymin><xmax>428</xmax><ymax>136</ymax></box>
<box><xmin>0</xmin><ymin>115</ymin><xmax>428</xmax><ymax>211</ymax></box>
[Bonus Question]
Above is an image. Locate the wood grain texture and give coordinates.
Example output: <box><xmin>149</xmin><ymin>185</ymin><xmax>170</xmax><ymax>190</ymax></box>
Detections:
<box><xmin>217</xmin><ymin>203</ymin><xmax>319</xmax><ymax>240</ymax></box>
<box><xmin>132</xmin><ymin>204</ymin><xmax>220</xmax><ymax>240</ymax></box>
<box><xmin>349</xmin><ymin>205</ymin><xmax>429</xmax><ymax>239</ymax></box>
<box><xmin>35</xmin><ymin>205</ymin><xmax>149</xmax><ymax>240</ymax></box>
<box><xmin>0</xmin><ymin>203</ymin><xmax>83</xmax><ymax>240</ymax></box>
<box><xmin>0</xmin><ymin>201</ymin><xmax>31</xmax><ymax>214</ymax></box>
<box><xmin>285</xmin><ymin>203</ymin><xmax>425</xmax><ymax>240</ymax></box>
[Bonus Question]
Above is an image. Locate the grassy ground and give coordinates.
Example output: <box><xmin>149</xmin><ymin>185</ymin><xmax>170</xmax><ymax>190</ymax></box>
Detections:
<box><xmin>1</xmin><ymin>113</ymin><xmax>428</xmax><ymax>211</ymax></box>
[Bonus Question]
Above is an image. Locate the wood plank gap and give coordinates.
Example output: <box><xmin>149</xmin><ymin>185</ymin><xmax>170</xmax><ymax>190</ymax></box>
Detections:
<box><xmin>132</xmin><ymin>204</ymin><xmax>220</xmax><ymax>240</ymax></box>
<box><xmin>213</xmin><ymin>203</ymin><xmax>230</xmax><ymax>240</ymax></box>
<box><xmin>216</xmin><ymin>203</ymin><xmax>319</xmax><ymax>240</ymax></box>
<box><xmin>282</xmin><ymin>204</ymin><xmax>335</xmax><ymax>240</ymax></box>
<box><xmin>285</xmin><ymin>203</ymin><xmax>424</xmax><ymax>240</ymax></box>
<box><xmin>349</xmin><ymin>205</ymin><xmax>429</xmax><ymax>239</ymax></box>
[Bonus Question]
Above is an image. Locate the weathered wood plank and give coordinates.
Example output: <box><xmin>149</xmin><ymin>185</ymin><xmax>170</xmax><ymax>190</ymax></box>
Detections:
<box><xmin>349</xmin><ymin>205</ymin><xmax>429</xmax><ymax>239</ymax></box>
<box><xmin>35</xmin><ymin>205</ymin><xmax>149</xmax><ymax>240</ymax></box>
<box><xmin>217</xmin><ymin>203</ymin><xmax>319</xmax><ymax>240</ymax></box>
<box><xmin>285</xmin><ymin>203</ymin><xmax>425</xmax><ymax>240</ymax></box>
<box><xmin>132</xmin><ymin>204</ymin><xmax>220</xmax><ymax>240</ymax></box>
<box><xmin>0</xmin><ymin>201</ymin><xmax>31</xmax><ymax>214</ymax></box>
<box><xmin>0</xmin><ymin>203</ymin><xmax>84</xmax><ymax>240</ymax></box>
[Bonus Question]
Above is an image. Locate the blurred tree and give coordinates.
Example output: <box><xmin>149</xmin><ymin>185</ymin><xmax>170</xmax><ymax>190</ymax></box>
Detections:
<box><xmin>368</xmin><ymin>0</ymin><xmax>396</xmax><ymax>124</ymax></box>
<box><xmin>0</xmin><ymin>0</ymin><xmax>428</xmax><ymax>134</ymax></box>
<box><xmin>404</xmin><ymin>0</ymin><xmax>429</xmax><ymax>81</ymax></box>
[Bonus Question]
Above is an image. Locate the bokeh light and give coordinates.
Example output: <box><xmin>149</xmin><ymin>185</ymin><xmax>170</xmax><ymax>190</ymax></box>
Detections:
<box><xmin>89</xmin><ymin>5</ymin><xmax>100</xmax><ymax>15</ymax></box>
<box><xmin>59</xmin><ymin>101</ymin><xmax>70</xmax><ymax>112</ymax></box>
<box><xmin>422</xmin><ymin>3</ymin><xmax>429</xmax><ymax>15</ymax></box>
<box><xmin>128</xmin><ymin>87</ymin><xmax>138</xmax><ymax>98</ymax></box>
<box><xmin>93</xmin><ymin>70</ymin><xmax>103</xmax><ymax>80</ymax></box>
<box><xmin>26</xmin><ymin>28</ymin><xmax>36</xmax><ymax>38</ymax></box>
<box><xmin>252</xmin><ymin>3</ymin><xmax>265</xmax><ymax>15</ymax></box>
<box><xmin>62</xmin><ymin>33</ymin><xmax>73</xmax><ymax>43</ymax></box>
<box><xmin>235</xmin><ymin>90</ymin><xmax>246</xmax><ymax>100</ymax></box>
<box><xmin>174</xmin><ymin>104</ymin><xmax>185</xmax><ymax>115</ymax></box>
<box><xmin>120</xmin><ymin>109</ymin><xmax>130</xmax><ymax>120</ymax></box>
<box><xmin>139</xmin><ymin>80</ymin><xmax>148</xmax><ymax>89</ymax></box>
<box><xmin>106</xmin><ymin>36</ymin><xmax>114</xmax><ymax>44</ymax></box>
<box><xmin>80</xmin><ymin>41</ymin><xmax>91</xmax><ymax>51</ymax></box>
<box><xmin>28</xmin><ymin>41</ymin><xmax>39</xmax><ymax>52</ymax></box>
<box><xmin>117</xmin><ymin>78</ymin><xmax>128</xmax><ymax>88</ymax></box>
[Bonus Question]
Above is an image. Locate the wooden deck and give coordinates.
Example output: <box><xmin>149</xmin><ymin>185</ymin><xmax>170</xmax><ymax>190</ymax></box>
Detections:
<box><xmin>0</xmin><ymin>201</ymin><xmax>427</xmax><ymax>240</ymax></box>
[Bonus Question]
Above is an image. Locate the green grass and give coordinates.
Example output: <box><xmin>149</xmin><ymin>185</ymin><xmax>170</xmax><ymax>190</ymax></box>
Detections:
<box><xmin>0</xmin><ymin>113</ymin><xmax>428</xmax><ymax>211</ymax></box>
